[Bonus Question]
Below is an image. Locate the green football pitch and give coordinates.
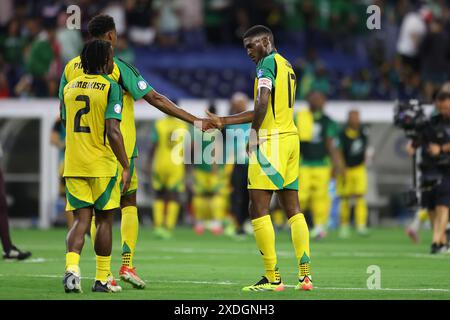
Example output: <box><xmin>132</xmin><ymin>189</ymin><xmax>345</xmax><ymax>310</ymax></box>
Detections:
<box><xmin>1</xmin><ymin>226</ymin><xmax>450</xmax><ymax>300</ymax></box>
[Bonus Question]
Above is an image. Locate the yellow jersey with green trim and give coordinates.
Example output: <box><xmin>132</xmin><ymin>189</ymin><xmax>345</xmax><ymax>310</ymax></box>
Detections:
<box><xmin>151</xmin><ymin>116</ymin><xmax>188</xmax><ymax>169</ymax></box>
<box><xmin>253</xmin><ymin>52</ymin><xmax>298</xmax><ymax>138</ymax></box>
<box><xmin>62</xmin><ymin>74</ymin><xmax>123</xmax><ymax>177</ymax></box>
<box><xmin>59</xmin><ymin>56</ymin><xmax>153</xmax><ymax>159</ymax></box>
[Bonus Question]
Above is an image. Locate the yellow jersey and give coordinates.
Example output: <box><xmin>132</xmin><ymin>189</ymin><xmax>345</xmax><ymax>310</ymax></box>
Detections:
<box><xmin>59</xmin><ymin>56</ymin><xmax>153</xmax><ymax>158</ymax></box>
<box><xmin>253</xmin><ymin>51</ymin><xmax>298</xmax><ymax>138</ymax></box>
<box><xmin>151</xmin><ymin>116</ymin><xmax>188</xmax><ymax>170</ymax></box>
<box><xmin>62</xmin><ymin>74</ymin><xmax>123</xmax><ymax>177</ymax></box>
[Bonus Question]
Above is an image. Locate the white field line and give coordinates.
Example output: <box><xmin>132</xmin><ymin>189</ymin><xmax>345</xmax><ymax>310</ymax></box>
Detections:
<box><xmin>2</xmin><ymin>250</ymin><xmax>450</xmax><ymax>263</ymax></box>
<box><xmin>1</xmin><ymin>274</ymin><xmax>450</xmax><ymax>293</ymax></box>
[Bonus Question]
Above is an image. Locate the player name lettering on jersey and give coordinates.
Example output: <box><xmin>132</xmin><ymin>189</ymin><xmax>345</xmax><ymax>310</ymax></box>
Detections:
<box><xmin>258</xmin><ymin>78</ymin><xmax>272</xmax><ymax>90</ymax></box>
<box><xmin>72</xmin><ymin>62</ymin><xmax>83</xmax><ymax>70</ymax></box>
<box><xmin>67</xmin><ymin>81</ymin><xmax>107</xmax><ymax>91</ymax></box>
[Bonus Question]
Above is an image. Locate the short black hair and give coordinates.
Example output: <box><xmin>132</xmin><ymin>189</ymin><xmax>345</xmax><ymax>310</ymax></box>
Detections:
<box><xmin>87</xmin><ymin>14</ymin><xmax>115</xmax><ymax>38</ymax></box>
<box><xmin>80</xmin><ymin>39</ymin><xmax>111</xmax><ymax>74</ymax></box>
<box><xmin>243</xmin><ymin>25</ymin><xmax>274</xmax><ymax>43</ymax></box>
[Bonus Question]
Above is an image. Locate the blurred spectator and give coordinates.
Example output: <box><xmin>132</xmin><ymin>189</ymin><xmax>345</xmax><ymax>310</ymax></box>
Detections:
<box><xmin>152</xmin><ymin>0</ymin><xmax>182</xmax><ymax>47</ymax></box>
<box><xmin>22</xmin><ymin>17</ymin><xmax>55</xmax><ymax>97</ymax></box>
<box><xmin>396</xmin><ymin>6</ymin><xmax>431</xmax><ymax>76</ymax></box>
<box><xmin>419</xmin><ymin>18</ymin><xmax>450</xmax><ymax>102</ymax></box>
<box><xmin>0</xmin><ymin>20</ymin><xmax>26</xmax><ymax>67</ymax></box>
<box><xmin>125</xmin><ymin>0</ymin><xmax>156</xmax><ymax>46</ymax></box>
<box><xmin>102</xmin><ymin>1</ymin><xmax>127</xmax><ymax>36</ymax></box>
<box><xmin>177</xmin><ymin>0</ymin><xmax>206</xmax><ymax>48</ymax></box>
<box><xmin>0</xmin><ymin>19</ymin><xmax>27</xmax><ymax>95</ymax></box>
<box><xmin>204</xmin><ymin>0</ymin><xmax>232</xmax><ymax>45</ymax></box>
<box><xmin>311</xmin><ymin>62</ymin><xmax>331</xmax><ymax>96</ymax></box>
<box><xmin>56</xmin><ymin>10</ymin><xmax>83</xmax><ymax>64</ymax></box>
<box><xmin>297</xmin><ymin>59</ymin><xmax>330</xmax><ymax>99</ymax></box>
<box><xmin>351</xmin><ymin>70</ymin><xmax>371</xmax><ymax>100</ymax></box>
<box><xmin>0</xmin><ymin>0</ymin><xmax>447</xmax><ymax>101</ymax></box>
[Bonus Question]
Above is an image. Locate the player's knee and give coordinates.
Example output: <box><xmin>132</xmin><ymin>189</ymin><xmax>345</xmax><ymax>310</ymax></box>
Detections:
<box><xmin>121</xmin><ymin>192</ymin><xmax>136</xmax><ymax>207</ymax></box>
<box><xmin>248</xmin><ymin>200</ymin><xmax>268</xmax><ymax>219</ymax></box>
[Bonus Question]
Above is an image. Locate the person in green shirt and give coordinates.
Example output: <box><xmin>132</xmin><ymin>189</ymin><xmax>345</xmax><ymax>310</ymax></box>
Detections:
<box><xmin>295</xmin><ymin>90</ymin><xmax>343</xmax><ymax>239</ymax></box>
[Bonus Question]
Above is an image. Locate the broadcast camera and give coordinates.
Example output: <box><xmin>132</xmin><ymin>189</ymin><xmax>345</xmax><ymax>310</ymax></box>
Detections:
<box><xmin>393</xmin><ymin>100</ymin><xmax>437</xmax><ymax>207</ymax></box>
<box><xmin>393</xmin><ymin>99</ymin><xmax>427</xmax><ymax>144</ymax></box>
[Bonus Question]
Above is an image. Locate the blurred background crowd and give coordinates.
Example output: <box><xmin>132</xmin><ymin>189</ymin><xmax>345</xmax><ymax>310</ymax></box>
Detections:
<box><xmin>0</xmin><ymin>0</ymin><xmax>449</xmax><ymax>102</ymax></box>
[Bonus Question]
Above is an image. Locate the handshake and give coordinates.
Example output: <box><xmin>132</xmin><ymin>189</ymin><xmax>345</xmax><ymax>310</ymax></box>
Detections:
<box><xmin>193</xmin><ymin>110</ymin><xmax>224</xmax><ymax>132</ymax></box>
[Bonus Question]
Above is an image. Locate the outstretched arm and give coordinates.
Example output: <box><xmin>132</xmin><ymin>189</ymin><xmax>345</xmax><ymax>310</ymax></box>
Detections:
<box><xmin>143</xmin><ymin>90</ymin><xmax>213</xmax><ymax>130</ymax></box>
<box><xmin>207</xmin><ymin>110</ymin><xmax>255</xmax><ymax>129</ymax></box>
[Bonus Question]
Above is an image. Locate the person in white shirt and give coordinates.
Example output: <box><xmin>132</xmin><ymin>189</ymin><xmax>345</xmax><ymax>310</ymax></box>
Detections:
<box><xmin>396</xmin><ymin>6</ymin><xmax>432</xmax><ymax>73</ymax></box>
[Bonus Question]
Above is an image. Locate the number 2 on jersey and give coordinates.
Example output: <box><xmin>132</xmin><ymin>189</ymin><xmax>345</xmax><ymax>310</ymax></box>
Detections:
<box><xmin>287</xmin><ymin>72</ymin><xmax>296</xmax><ymax>108</ymax></box>
<box><xmin>74</xmin><ymin>95</ymin><xmax>91</xmax><ymax>133</ymax></box>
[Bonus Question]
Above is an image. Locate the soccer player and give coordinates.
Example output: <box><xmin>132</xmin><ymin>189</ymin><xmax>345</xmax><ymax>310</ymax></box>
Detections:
<box><xmin>149</xmin><ymin>115</ymin><xmax>188</xmax><ymax>239</ymax></box>
<box><xmin>58</xmin><ymin>15</ymin><xmax>211</xmax><ymax>288</ymax></box>
<box><xmin>62</xmin><ymin>39</ymin><xmax>129</xmax><ymax>293</ymax></box>
<box><xmin>337</xmin><ymin>110</ymin><xmax>370</xmax><ymax>238</ymax></box>
<box><xmin>295</xmin><ymin>91</ymin><xmax>343</xmax><ymax>239</ymax></box>
<box><xmin>207</xmin><ymin>25</ymin><xmax>312</xmax><ymax>291</ymax></box>
<box><xmin>192</xmin><ymin>105</ymin><xmax>226</xmax><ymax>236</ymax></box>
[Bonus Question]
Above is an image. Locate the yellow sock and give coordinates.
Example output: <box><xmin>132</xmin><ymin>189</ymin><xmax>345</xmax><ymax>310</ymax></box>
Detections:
<box><xmin>65</xmin><ymin>252</ymin><xmax>80</xmax><ymax>274</ymax></box>
<box><xmin>355</xmin><ymin>197</ymin><xmax>368</xmax><ymax>229</ymax></box>
<box><xmin>419</xmin><ymin>209</ymin><xmax>428</xmax><ymax>222</ymax></box>
<box><xmin>165</xmin><ymin>201</ymin><xmax>180</xmax><ymax>230</ymax></box>
<box><xmin>252</xmin><ymin>215</ymin><xmax>277</xmax><ymax>282</ymax></box>
<box><xmin>95</xmin><ymin>255</ymin><xmax>111</xmax><ymax>282</ymax></box>
<box><xmin>312</xmin><ymin>194</ymin><xmax>330</xmax><ymax>228</ymax></box>
<box><xmin>121</xmin><ymin>206</ymin><xmax>138</xmax><ymax>268</ymax></box>
<box><xmin>339</xmin><ymin>198</ymin><xmax>351</xmax><ymax>226</ymax></box>
<box><xmin>288</xmin><ymin>213</ymin><xmax>311</xmax><ymax>277</ymax></box>
<box><xmin>272</xmin><ymin>208</ymin><xmax>285</xmax><ymax>227</ymax></box>
<box><xmin>193</xmin><ymin>196</ymin><xmax>210</xmax><ymax>221</ymax></box>
<box><xmin>212</xmin><ymin>195</ymin><xmax>226</xmax><ymax>221</ymax></box>
<box><xmin>90</xmin><ymin>216</ymin><xmax>96</xmax><ymax>249</ymax></box>
<box><xmin>153</xmin><ymin>199</ymin><xmax>165</xmax><ymax>228</ymax></box>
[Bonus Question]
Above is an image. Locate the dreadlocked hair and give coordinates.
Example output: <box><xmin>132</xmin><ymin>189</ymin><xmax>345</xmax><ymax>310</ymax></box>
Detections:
<box><xmin>80</xmin><ymin>39</ymin><xmax>111</xmax><ymax>74</ymax></box>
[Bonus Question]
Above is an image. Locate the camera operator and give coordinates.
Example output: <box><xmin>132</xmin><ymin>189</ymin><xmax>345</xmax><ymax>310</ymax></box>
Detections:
<box><xmin>422</xmin><ymin>88</ymin><xmax>450</xmax><ymax>254</ymax></box>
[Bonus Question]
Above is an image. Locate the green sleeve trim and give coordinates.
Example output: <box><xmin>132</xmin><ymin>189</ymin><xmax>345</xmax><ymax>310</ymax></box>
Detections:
<box><xmin>66</xmin><ymin>187</ymin><xmax>93</xmax><ymax>209</ymax></box>
<box><xmin>60</xmin><ymin>99</ymin><xmax>66</xmax><ymax>121</ymax></box>
<box><xmin>256</xmin><ymin>146</ymin><xmax>284</xmax><ymax>189</ymax></box>
<box><xmin>283</xmin><ymin>178</ymin><xmax>299</xmax><ymax>191</ymax></box>
<box><xmin>130</xmin><ymin>158</ymin><xmax>135</xmax><ymax>176</ymax></box>
<box><xmin>114</xmin><ymin>57</ymin><xmax>153</xmax><ymax>100</ymax></box>
<box><xmin>94</xmin><ymin>171</ymin><xmax>119</xmax><ymax>210</ymax></box>
<box><xmin>58</xmin><ymin>70</ymin><xmax>68</xmax><ymax>100</ymax></box>
<box><xmin>256</xmin><ymin>53</ymin><xmax>276</xmax><ymax>85</ymax></box>
<box><xmin>131</xmin><ymin>143</ymin><xmax>138</xmax><ymax>158</ymax></box>
<box><xmin>103</xmin><ymin>77</ymin><xmax>123</xmax><ymax>121</ymax></box>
